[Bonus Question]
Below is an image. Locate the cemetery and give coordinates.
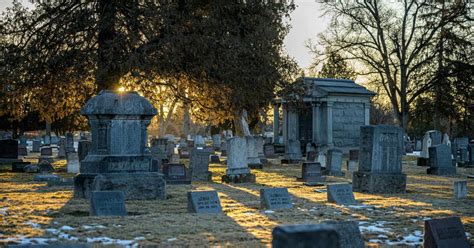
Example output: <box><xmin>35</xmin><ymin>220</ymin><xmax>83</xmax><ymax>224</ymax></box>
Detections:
<box><xmin>0</xmin><ymin>0</ymin><xmax>473</xmax><ymax>247</ymax></box>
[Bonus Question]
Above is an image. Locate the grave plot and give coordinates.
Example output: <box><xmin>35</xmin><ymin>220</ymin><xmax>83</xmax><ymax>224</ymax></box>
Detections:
<box><xmin>0</xmin><ymin>156</ymin><xmax>473</xmax><ymax>247</ymax></box>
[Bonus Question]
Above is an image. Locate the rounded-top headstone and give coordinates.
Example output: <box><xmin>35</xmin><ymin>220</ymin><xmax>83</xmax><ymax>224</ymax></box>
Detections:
<box><xmin>81</xmin><ymin>90</ymin><xmax>157</xmax><ymax>116</ymax></box>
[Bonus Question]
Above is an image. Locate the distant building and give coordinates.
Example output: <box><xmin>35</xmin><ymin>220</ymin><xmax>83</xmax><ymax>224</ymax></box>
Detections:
<box><xmin>273</xmin><ymin>77</ymin><xmax>375</xmax><ymax>153</ymax></box>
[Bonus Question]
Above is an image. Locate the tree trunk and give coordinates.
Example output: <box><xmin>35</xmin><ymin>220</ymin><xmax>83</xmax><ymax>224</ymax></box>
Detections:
<box><xmin>233</xmin><ymin>109</ymin><xmax>251</xmax><ymax>137</ymax></box>
<box><xmin>183</xmin><ymin>103</ymin><xmax>190</xmax><ymax>137</ymax></box>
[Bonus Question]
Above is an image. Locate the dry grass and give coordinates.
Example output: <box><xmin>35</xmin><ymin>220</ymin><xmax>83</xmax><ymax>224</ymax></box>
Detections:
<box><xmin>0</xmin><ymin>156</ymin><xmax>473</xmax><ymax>247</ymax></box>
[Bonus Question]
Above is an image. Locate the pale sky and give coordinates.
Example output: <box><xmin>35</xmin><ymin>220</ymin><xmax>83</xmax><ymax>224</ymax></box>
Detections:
<box><xmin>0</xmin><ymin>0</ymin><xmax>330</xmax><ymax>70</ymax></box>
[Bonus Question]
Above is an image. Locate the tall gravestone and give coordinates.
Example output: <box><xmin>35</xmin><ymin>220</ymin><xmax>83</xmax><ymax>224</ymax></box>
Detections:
<box><xmin>32</xmin><ymin>139</ymin><xmax>41</xmax><ymax>152</ymax></box>
<box><xmin>323</xmin><ymin>149</ymin><xmax>344</xmax><ymax>176</ymax></box>
<box><xmin>353</xmin><ymin>125</ymin><xmax>407</xmax><ymax>193</ymax></box>
<box><xmin>58</xmin><ymin>137</ymin><xmax>67</xmax><ymax>158</ymax></box>
<box><xmin>212</xmin><ymin>134</ymin><xmax>221</xmax><ymax>151</ymax></box>
<box><xmin>246</xmin><ymin>136</ymin><xmax>263</xmax><ymax>169</ymax></box>
<box><xmin>194</xmin><ymin>135</ymin><xmax>205</xmax><ymax>147</ymax></box>
<box><xmin>298</xmin><ymin>162</ymin><xmax>325</xmax><ymax>185</ymax></box>
<box><xmin>74</xmin><ymin>90</ymin><xmax>165</xmax><ymax>200</ymax></box>
<box><xmin>66</xmin><ymin>132</ymin><xmax>75</xmax><ymax>153</ymax></box>
<box><xmin>427</xmin><ymin>144</ymin><xmax>456</xmax><ymax>175</ymax></box>
<box><xmin>221</xmin><ymin>137</ymin><xmax>255</xmax><ymax>183</ymax></box>
<box><xmin>419</xmin><ymin>130</ymin><xmax>442</xmax><ymax>166</ymax></box>
<box><xmin>282</xmin><ymin>139</ymin><xmax>302</xmax><ymax>164</ymax></box>
<box><xmin>190</xmin><ymin>148</ymin><xmax>212</xmax><ymax>181</ymax></box>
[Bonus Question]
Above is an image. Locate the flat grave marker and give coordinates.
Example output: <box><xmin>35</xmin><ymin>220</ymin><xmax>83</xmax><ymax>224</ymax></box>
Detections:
<box><xmin>187</xmin><ymin>191</ymin><xmax>222</xmax><ymax>213</ymax></box>
<box><xmin>260</xmin><ymin>187</ymin><xmax>292</xmax><ymax>210</ymax></box>
<box><xmin>90</xmin><ymin>191</ymin><xmax>126</xmax><ymax>216</ymax></box>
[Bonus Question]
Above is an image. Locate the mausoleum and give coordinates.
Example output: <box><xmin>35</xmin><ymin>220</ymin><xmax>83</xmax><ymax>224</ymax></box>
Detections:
<box><xmin>273</xmin><ymin>77</ymin><xmax>375</xmax><ymax>152</ymax></box>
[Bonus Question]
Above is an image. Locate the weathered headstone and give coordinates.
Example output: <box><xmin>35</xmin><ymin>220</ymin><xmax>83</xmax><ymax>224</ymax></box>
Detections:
<box><xmin>327</xmin><ymin>184</ymin><xmax>357</xmax><ymax>205</ymax></box>
<box><xmin>163</xmin><ymin>163</ymin><xmax>190</xmax><ymax>184</ymax></box>
<box><xmin>67</xmin><ymin>152</ymin><xmax>80</xmax><ymax>173</ymax></box>
<box><xmin>165</xmin><ymin>141</ymin><xmax>175</xmax><ymax>159</ymax></box>
<box><xmin>0</xmin><ymin>139</ymin><xmax>19</xmax><ymax>161</ymax></box>
<box><xmin>423</xmin><ymin>216</ymin><xmax>469</xmax><ymax>248</ymax></box>
<box><xmin>272</xmin><ymin>224</ymin><xmax>340</xmax><ymax>248</ymax></box>
<box><xmin>187</xmin><ymin>191</ymin><xmax>222</xmax><ymax>213</ymax></box>
<box><xmin>349</xmin><ymin>149</ymin><xmax>359</xmax><ymax>161</ymax></box>
<box><xmin>453</xmin><ymin>181</ymin><xmax>467</xmax><ymax>199</ymax></box>
<box><xmin>90</xmin><ymin>191</ymin><xmax>126</xmax><ymax>216</ymax></box>
<box><xmin>65</xmin><ymin>132</ymin><xmax>75</xmax><ymax>153</ymax></box>
<box><xmin>73</xmin><ymin>90</ymin><xmax>165</xmax><ymax>200</ymax></box>
<box><xmin>58</xmin><ymin>137</ymin><xmax>66</xmax><ymax>158</ymax></box>
<box><xmin>458</xmin><ymin>148</ymin><xmax>468</xmax><ymax>166</ymax></box>
<box><xmin>427</xmin><ymin>144</ymin><xmax>456</xmax><ymax>175</ymax></box>
<box><xmin>323</xmin><ymin>149</ymin><xmax>344</xmax><ymax>176</ymax></box>
<box><xmin>415</xmin><ymin>139</ymin><xmax>422</xmax><ymax>151</ymax></box>
<box><xmin>298</xmin><ymin>162</ymin><xmax>325</xmax><ymax>185</ymax></box>
<box><xmin>190</xmin><ymin>148</ymin><xmax>212</xmax><ymax>181</ymax></box>
<box><xmin>263</xmin><ymin>144</ymin><xmax>276</xmax><ymax>158</ymax></box>
<box><xmin>281</xmin><ymin>139</ymin><xmax>302</xmax><ymax>164</ymax></box>
<box><xmin>212</xmin><ymin>134</ymin><xmax>221</xmax><ymax>151</ymax></box>
<box><xmin>222</xmin><ymin>137</ymin><xmax>255</xmax><ymax>183</ymax></box>
<box><xmin>260</xmin><ymin>187</ymin><xmax>292</xmax><ymax>210</ymax></box>
<box><xmin>353</xmin><ymin>125</ymin><xmax>407</xmax><ymax>193</ymax></box>
<box><xmin>39</xmin><ymin>146</ymin><xmax>54</xmax><ymax>163</ymax></box>
<box><xmin>194</xmin><ymin>135</ymin><xmax>205</xmax><ymax>147</ymax></box>
<box><xmin>32</xmin><ymin>140</ymin><xmax>41</xmax><ymax>152</ymax></box>
<box><xmin>246</xmin><ymin>136</ymin><xmax>263</xmax><ymax>169</ymax></box>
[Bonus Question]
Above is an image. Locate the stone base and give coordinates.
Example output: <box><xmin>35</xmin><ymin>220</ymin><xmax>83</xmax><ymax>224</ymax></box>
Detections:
<box><xmin>417</xmin><ymin>157</ymin><xmax>429</xmax><ymax>166</ymax></box>
<box><xmin>166</xmin><ymin>179</ymin><xmax>191</xmax><ymax>185</ymax></box>
<box><xmin>74</xmin><ymin>172</ymin><xmax>166</xmax><ymax>200</ymax></box>
<box><xmin>281</xmin><ymin>159</ymin><xmax>301</xmax><ymax>164</ymax></box>
<box><xmin>221</xmin><ymin>173</ymin><xmax>256</xmax><ymax>183</ymax></box>
<box><xmin>427</xmin><ymin>167</ymin><xmax>456</xmax><ymax>176</ymax></box>
<box><xmin>352</xmin><ymin>171</ymin><xmax>406</xmax><ymax>194</ymax></box>
<box><xmin>248</xmin><ymin>163</ymin><xmax>263</xmax><ymax>169</ymax></box>
<box><xmin>192</xmin><ymin>172</ymin><xmax>212</xmax><ymax>182</ymax></box>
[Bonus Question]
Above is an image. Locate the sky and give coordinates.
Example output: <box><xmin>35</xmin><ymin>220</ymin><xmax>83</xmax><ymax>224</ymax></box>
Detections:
<box><xmin>0</xmin><ymin>0</ymin><xmax>330</xmax><ymax>69</ymax></box>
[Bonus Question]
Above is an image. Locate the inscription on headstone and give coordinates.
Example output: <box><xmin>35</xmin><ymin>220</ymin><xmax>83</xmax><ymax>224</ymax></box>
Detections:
<box><xmin>90</xmin><ymin>191</ymin><xmax>126</xmax><ymax>216</ymax></box>
<box><xmin>187</xmin><ymin>191</ymin><xmax>222</xmax><ymax>213</ymax></box>
<box><xmin>260</xmin><ymin>188</ymin><xmax>292</xmax><ymax>210</ymax></box>
<box><xmin>327</xmin><ymin>184</ymin><xmax>357</xmax><ymax>205</ymax></box>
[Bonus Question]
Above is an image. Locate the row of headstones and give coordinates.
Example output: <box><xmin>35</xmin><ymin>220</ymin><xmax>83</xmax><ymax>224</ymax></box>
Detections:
<box><xmin>88</xmin><ymin>187</ymin><xmax>470</xmax><ymax>247</ymax></box>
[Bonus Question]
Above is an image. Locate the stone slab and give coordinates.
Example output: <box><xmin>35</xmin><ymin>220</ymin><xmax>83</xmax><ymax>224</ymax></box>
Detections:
<box><xmin>352</xmin><ymin>171</ymin><xmax>407</xmax><ymax>193</ymax></box>
<box><xmin>327</xmin><ymin>184</ymin><xmax>357</xmax><ymax>205</ymax></box>
<box><xmin>33</xmin><ymin>174</ymin><xmax>60</xmax><ymax>182</ymax></box>
<box><xmin>90</xmin><ymin>191</ymin><xmax>126</xmax><ymax>216</ymax></box>
<box><xmin>423</xmin><ymin>216</ymin><xmax>469</xmax><ymax>248</ymax></box>
<box><xmin>187</xmin><ymin>191</ymin><xmax>222</xmax><ymax>213</ymax></box>
<box><xmin>260</xmin><ymin>188</ymin><xmax>292</xmax><ymax>210</ymax></box>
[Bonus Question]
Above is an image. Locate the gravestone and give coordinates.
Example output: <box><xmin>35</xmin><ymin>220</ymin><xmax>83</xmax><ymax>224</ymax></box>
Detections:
<box><xmin>298</xmin><ymin>162</ymin><xmax>325</xmax><ymax>185</ymax></box>
<box><xmin>43</xmin><ymin>134</ymin><xmax>51</xmax><ymax>146</ymax></box>
<box><xmin>453</xmin><ymin>137</ymin><xmax>469</xmax><ymax>149</ymax></box>
<box><xmin>423</xmin><ymin>216</ymin><xmax>469</xmax><ymax>248</ymax></box>
<box><xmin>163</xmin><ymin>163</ymin><xmax>190</xmax><ymax>184</ymax></box>
<box><xmin>0</xmin><ymin>139</ymin><xmax>19</xmax><ymax>161</ymax></box>
<box><xmin>442</xmin><ymin>133</ymin><xmax>451</xmax><ymax>146</ymax></box>
<box><xmin>256</xmin><ymin>136</ymin><xmax>267</xmax><ymax>164</ymax></box>
<box><xmin>427</xmin><ymin>144</ymin><xmax>456</xmax><ymax>175</ymax></box>
<box><xmin>306</xmin><ymin>151</ymin><xmax>317</xmax><ymax>162</ymax></box>
<box><xmin>222</xmin><ymin>137</ymin><xmax>255</xmax><ymax>183</ymax></box>
<box><xmin>272</xmin><ymin>224</ymin><xmax>340</xmax><ymax>248</ymax></box>
<box><xmin>39</xmin><ymin>146</ymin><xmax>54</xmax><ymax>163</ymax></box>
<box><xmin>453</xmin><ymin>181</ymin><xmax>467</xmax><ymax>199</ymax></box>
<box><xmin>194</xmin><ymin>135</ymin><xmax>205</xmax><ymax>147</ymax></box>
<box><xmin>66</xmin><ymin>132</ymin><xmax>75</xmax><ymax>153</ymax></box>
<box><xmin>12</xmin><ymin>162</ymin><xmax>31</xmax><ymax>172</ymax></box>
<box><xmin>458</xmin><ymin>148</ymin><xmax>468</xmax><ymax>166</ymax></box>
<box><xmin>90</xmin><ymin>191</ymin><xmax>126</xmax><ymax>216</ymax></box>
<box><xmin>263</xmin><ymin>144</ymin><xmax>277</xmax><ymax>158</ymax></box>
<box><xmin>58</xmin><ymin>137</ymin><xmax>66</xmax><ymax>158</ymax></box>
<box><xmin>210</xmin><ymin>155</ymin><xmax>220</xmax><ymax>163</ymax></box>
<box><xmin>212</xmin><ymin>134</ymin><xmax>221</xmax><ymax>151</ymax></box>
<box><xmin>190</xmin><ymin>148</ymin><xmax>212</xmax><ymax>181</ymax></box>
<box><xmin>32</xmin><ymin>140</ymin><xmax>41</xmax><ymax>152</ymax></box>
<box><xmin>260</xmin><ymin>187</ymin><xmax>292</xmax><ymax>210</ymax></box>
<box><xmin>353</xmin><ymin>125</ymin><xmax>407</xmax><ymax>193</ymax></box>
<box><xmin>187</xmin><ymin>190</ymin><xmax>222</xmax><ymax>213</ymax></box>
<box><xmin>73</xmin><ymin>90</ymin><xmax>165</xmax><ymax>200</ymax></box>
<box><xmin>17</xmin><ymin>146</ymin><xmax>27</xmax><ymax>156</ymax></box>
<box><xmin>419</xmin><ymin>130</ymin><xmax>442</xmax><ymax>166</ymax></box>
<box><xmin>19</xmin><ymin>136</ymin><xmax>27</xmax><ymax>146</ymax></box>
<box><xmin>67</xmin><ymin>152</ymin><xmax>80</xmax><ymax>173</ymax></box>
<box><xmin>177</xmin><ymin>147</ymin><xmax>190</xmax><ymax>159</ymax></box>
<box><xmin>246</xmin><ymin>136</ymin><xmax>263</xmax><ymax>169</ymax></box>
<box><xmin>327</xmin><ymin>184</ymin><xmax>357</xmax><ymax>205</ymax></box>
<box><xmin>78</xmin><ymin>139</ymin><xmax>91</xmax><ymax>162</ymax></box>
<box><xmin>281</xmin><ymin>139</ymin><xmax>302</xmax><ymax>164</ymax></box>
<box><xmin>323</xmin><ymin>221</ymin><xmax>365</xmax><ymax>248</ymax></box>
<box><xmin>415</xmin><ymin>139</ymin><xmax>422</xmax><ymax>151</ymax></box>
<box><xmin>323</xmin><ymin>149</ymin><xmax>344</xmax><ymax>176</ymax></box>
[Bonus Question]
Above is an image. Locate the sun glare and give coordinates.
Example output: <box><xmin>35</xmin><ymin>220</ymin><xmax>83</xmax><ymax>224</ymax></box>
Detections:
<box><xmin>118</xmin><ymin>86</ymin><xmax>125</xmax><ymax>92</ymax></box>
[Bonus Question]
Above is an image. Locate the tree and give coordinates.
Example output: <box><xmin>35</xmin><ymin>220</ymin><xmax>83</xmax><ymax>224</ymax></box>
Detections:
<box><xmin>316</xmin><ymin>0</ymin><xmax>469</xmax><ymax>129</ymax></box>
<box><xmin>309</xmin><ymin>48</ymin><xmax>356</xmax><ymax>80</ymax></box>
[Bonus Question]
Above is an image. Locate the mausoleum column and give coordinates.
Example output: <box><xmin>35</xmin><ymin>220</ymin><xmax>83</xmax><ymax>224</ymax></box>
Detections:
<box><xmin>326</xmin><ymin>101</ymin><xmax>334</xmax><ymax>147</ymax></box>
<box><xmin>364</xmin><ymin>102</ymin><xmax>371</xmax><ymax>125</ymax></box>
<box><xmin>312</xmin><ymin>102</ymin><xmax>321</xmax><ymax>144</ymax></box>
<box><xmin>282</xmin><ymin>104</ymin><xmax>288</xmax><ymax>145</ymax></box>
<box><xmin>273</xmin><ymin>103</ymin><xmax>280</xmax><ymax>144</ymax></box>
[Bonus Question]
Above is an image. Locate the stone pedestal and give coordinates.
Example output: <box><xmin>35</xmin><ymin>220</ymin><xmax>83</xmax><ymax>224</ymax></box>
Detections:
<box><xmin>73</xmin><ymin>90</ymin><xmax>166</xmax><ymax>200</ymax></box>
<box><xmin>352</xmin><ymin>171</ymin><xmax>407</xmax><ymax>193</ymax></box>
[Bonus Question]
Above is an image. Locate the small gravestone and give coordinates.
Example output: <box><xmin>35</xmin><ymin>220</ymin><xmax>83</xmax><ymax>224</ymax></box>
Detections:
<box><xmin>212</xmin><ymin>134</ymin><xmax>221</xmax><ymax>151</ymax></box>
<box><xmin>0</xmin><ymin>139</ymin><xmax>19</xmax><ymax>161</ymax></box>
<box><xmin>427</xmin><ymin>144</ymin><xmax>456</xmax><ymax>175</ymax></box>
<box><xmin>187</xmin><ymin>191</ymin><xmax>222</xmax><ymax>213</ymax></box>
<box><xmin>272</xmin><ymin>224</ymin><xmax>340</xmax><ymax>248</ymax></box>
<box><xmin>58</xmin><ymin>137</ymin><xmax>66</xmax><ymax>158</ymax></box>
<box><xmin>415</xmin><ymin>139</ymin><xmax>422</xmax><ymax>151</ymax></box>
<box><xmin>17</xmin><ymin>146</ymin><xmax>27</xmax><ymax>156</ymax></box>
<box><xmin>33</xmin><ymin>174</ymin><xmax>60</xmax><ymax>182</ymax></box>
<box><xmin>298</xmin><ymin>162</ymin><xmax>325</xmax><ymax>185</ymax></box>
<box><xmin>453</xmin><ymin>181</ymin><xmax>467</xmax><ymax>199</ymax></box>
<box><xmin>178</xmin><ymin>147</ymin><xmax>190</xmax><ymax>159</ymax></box>
<box><xmin>323</xmin><ymin>149</ymin><xmax>344</xmax><ymax>176</ymax></box>
<box><xmin>247</xmin><ymin>136</ymin><xmax>263</xmax><ymax>169</ymax></box>
<box><xmin>67</xmin><ymin>152</ymin><xmax>80</xmax><ymax>173</ymax></box>
<box><xmin>424</xmin><ymin>216</ymin><xmax>469</xmax><ymax>248</ymax></box>
<box><xmin>210</xmin><ymin>154</ymin><xmax>220</xmax><ymax>163</ymax></box>
<box><xmin>264</xmin><ymin>144</ymin><xmax>276</xmax><ymax>158</ymax></box>
<box><xmin>194</xmin><ymin>135</ymin><xmax>205</xmax><ymax>147</ymax></box>
<box><xmin>324</xmin><ymin>221</ymin><xmax>365</xmax><ymax>248</ymax></box>
<box><xmin>260</xmin><ymin>187</ymin><xmax>292</xmax><ymax>210</ymax></box>
<box><xmin>256</xmin><ymin>137</ymin><xmax>267</xmax><ymax>164</ymax></box>
<box><xmin>40</xmin><ymin>146</ymin><xmax>53</xmax><ymax>156</ymax></box>
<box><xmin>327</xmin><ymin>184</ymin><xmax>357</xmax><ymax>205</ymax></box>
<box><xmin>190</xmin><ymin>148</ymin><xmax>211</xmax><ymax>181</ymax></box>
<box><xmin>12</xmin><ymin>162</ymin><xmax>31</xmax><ymax>172</ymax></box>
<box><xmin>281</xmin><ymin>140</ymin><xmax>302</xmax><ymax>164</ymax></box>
<box><xmin>32</xmin><ymin>140</ymin><xmax>41</xmax><ymax>152</ymax></box>
<box><xmin>90</xmin><ymin>191</ymin><xmax>126</xmax><ymax>216</ymax></box>
<box><xmin>163</xmin><ymin>163</ymin><xmax>190</xmax><ymax>184</ymax></box>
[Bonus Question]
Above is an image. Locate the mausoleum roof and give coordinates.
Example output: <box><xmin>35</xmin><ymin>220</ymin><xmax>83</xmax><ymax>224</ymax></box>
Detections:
<box><xmin>300</xmin><ymin>77</ymin><xmax>375</xmax><ymax>96</ymax></box>
<box><xmin>81</xmin><ymin>90</ymin><xmax>157</xmax><ymax>116</ymax></box>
